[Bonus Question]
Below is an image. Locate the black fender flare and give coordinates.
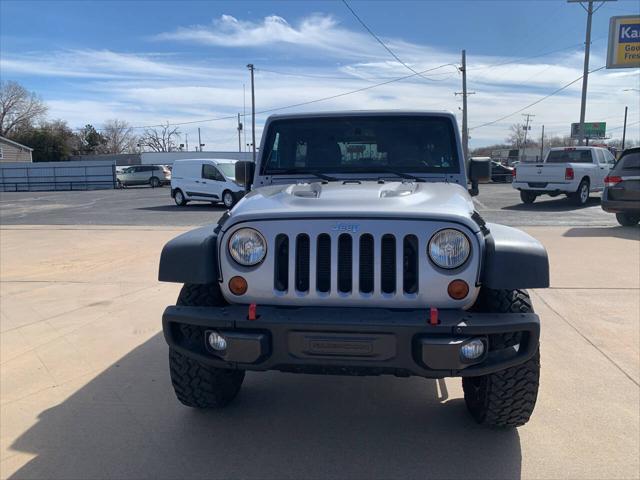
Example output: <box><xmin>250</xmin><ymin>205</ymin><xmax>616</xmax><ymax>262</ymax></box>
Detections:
<box><xmin>481</xmin><ymin>223</ymin><xmax>549</xmax><ymax>289</ymax></box>
<box><xmin>158</xmin><ymin>225</ymin><xmax>220</xmax><ymax>284</ymax></box>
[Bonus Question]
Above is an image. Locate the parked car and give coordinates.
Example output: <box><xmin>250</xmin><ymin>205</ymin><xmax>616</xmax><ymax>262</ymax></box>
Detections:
<box><xmin>170</xmin><ymin>158</ymin><xmax>245</xmax><ymax>208</ymax></box>
<box><xmin>159</xmin><ymin>111</ymin><xmax>549</xmax><ymax>428</ymax></box>
<box><xmin>601</xmin><ymin>147</ymin><xmax>640</xmax><ymax>226</ymax></box>
<box><xmin>512</xmin><ymin>146</ymin><xmax>615</xmax><ymax>205</ymax></box>
<box><xmin>117</xmin><ymin>165</ymin><xmax>171</xmax><ymax>188</ymax></box>
<box><xmin>491</xmin><ymin>160</ymin><xmax>514</xmax><ymax>183</ymax></box>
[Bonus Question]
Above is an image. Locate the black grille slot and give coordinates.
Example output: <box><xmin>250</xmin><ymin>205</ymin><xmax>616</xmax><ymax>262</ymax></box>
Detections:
<box><xmin>403</xmin><ymin>235</ymin><xmax>419</xmax><ymax>294</ymax></box>
<box><xmin>295</xmin><ymin>234</ymin><xmax>310</xmax><ymax>292</ymax></box>
<box><xmin>316</xmin><ymin>234</ymin><xmax>331</xmax><ymax>293</ymax></box>
<box><xmin>359</xmin><ymin>234</ymin><xmax>374</xmax><ymax>293</ymax></box>
<box><xmin>337</xmin><ymin>234</ymin><xmax>353</xmax><ymax>293</ymax></box>
<box><xmin>274</xmin><ymin>234</ymin><xmax>289</xmax><ymax>291</ymax></box>
<box><xmin>381</xmin><ymin>234</ymin><xmax>396</xmax><ymax>294</ymax></box>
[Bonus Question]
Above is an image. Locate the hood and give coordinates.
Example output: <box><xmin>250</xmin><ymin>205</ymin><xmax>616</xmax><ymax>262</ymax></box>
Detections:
<box><xmin>225</xmin><ymin>181</ymin><xmax>480</xmax><ymax>232</ymax></box>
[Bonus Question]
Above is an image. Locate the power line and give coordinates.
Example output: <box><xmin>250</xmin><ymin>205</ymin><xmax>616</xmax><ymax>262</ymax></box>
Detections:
<box><xmin>470</xmin><ymin>65</ymin><xmax>606</xmax><ymax>131</ymax></box>
<box><xmin>341</xmin><ymin>0</ymin><xmax>449</xmax><ymax>82</ymax></box>
<box><xmin>111</xmin><ymin>63</ymin><xmax>455</xmax><ymax>131</ymax></box>
<box><xmin>255</xmin><ymin>66</ymin><xmax>456</xmax><ymax>82</ymax></box>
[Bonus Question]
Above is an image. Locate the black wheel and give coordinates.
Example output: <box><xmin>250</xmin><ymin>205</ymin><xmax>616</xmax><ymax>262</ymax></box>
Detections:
<box><xmin>174</xmin><ymin>189</ymin><xmax>187</xmax><ymax>206</ymax></box>
<box><xmin>520</xmin><ymin>191</ymin><xmax>537</xmax><ymax>204</ymax></box>
<box><xmin>616</xmin><ymin>212</ymin><xmax>640</xmax><ymax>226</ymax></box>
<box><xmin>169</xmin><ymin>283</ymin><xmax>245</xmax><ymax>408</ymax></box>
<box><xmin>150</xmin><ymin>176</ymin><xmax>160</xmax><ymax>188</ymax></box>
<box><xmin>572</xmin><ymin>179</ymin><xmax>590</xmax><ymax>206</ymax></box>
<box><xmin>222</xmin><ymin>190</ymin><xmax>235</xmax><ymax>209</ymax></box>
<box><xmin>116</xmin><ymin>179</ymin><xmax>123</xmax><ymax>189</ymax></box>
<box><xmin>463</xmin><ymin>289</ymin><xmax>540</xmax><ymax>428</ymax></box>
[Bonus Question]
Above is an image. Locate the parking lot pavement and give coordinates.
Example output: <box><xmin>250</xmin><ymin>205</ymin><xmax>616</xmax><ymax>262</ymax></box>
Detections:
<box><xmin>1</xmin><ymin>224</ymin><xmax>638</xmax><ymax>479</ymax></box>
<box><xmin>0</xmin><ymin>182</ymin><xmax>619</xmax><ymax>227</ymax></box>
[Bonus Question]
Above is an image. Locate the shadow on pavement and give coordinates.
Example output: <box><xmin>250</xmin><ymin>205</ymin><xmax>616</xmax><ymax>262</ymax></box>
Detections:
<box><xmin>563</xmin><ymin>225</ymin><xmax>640</xmax><ymax>239</ymax></box>
<box><xmin>502</xmin><ymin>196</ymin><xmax>601</xmax><ymax>212</ymax></box>
<box><xmin>9</xmin><ymin>334</ymin><xmax>522</xmax><ymax>480</ymax></box>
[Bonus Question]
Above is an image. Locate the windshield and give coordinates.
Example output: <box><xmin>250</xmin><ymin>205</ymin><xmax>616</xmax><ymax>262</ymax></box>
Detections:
<box><xmin>217</xmin><ymin>163</ymin><xmax>236</xmax><ymax>179</ymax></box>
<box><xmin>261</xmin><ymin>116</ymin><xmax>460</xmax><ymax>176</ymax></box>
<box><xmin>546</xmin><ymin>150</ymin><xmax>593</xmax><ymax>163</ymax></box>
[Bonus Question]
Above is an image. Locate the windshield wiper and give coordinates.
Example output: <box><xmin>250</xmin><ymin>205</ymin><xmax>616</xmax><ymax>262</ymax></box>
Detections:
<box><xmin>270</xmin><ymin>169</ymin><xmax>339</xmax><ymax>182</ymax></box>
<box><xmin>372</xmin><ymin>168</ymin><xmax>426</xmax><ymax>182</ymax></box>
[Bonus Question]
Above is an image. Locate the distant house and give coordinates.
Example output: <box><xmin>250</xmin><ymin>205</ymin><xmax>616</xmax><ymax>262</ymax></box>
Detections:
<box><xmin>0</xmin><ymin>136</ymin><xmax>33</xmax><ymax>163</ymax></box>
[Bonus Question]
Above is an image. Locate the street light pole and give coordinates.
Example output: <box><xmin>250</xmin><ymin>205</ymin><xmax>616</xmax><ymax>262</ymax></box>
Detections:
<box><xmin>622</xmin><ymin>106</ymin><xmax>628</xmax><ymax>150</ymax></box>
<box><xmin>569</xmin><ymin>0</ymin><xmax>616</xmax><ymax>145</ymax></box>
<box><xmin>247</xmin><ymin>64</ymin><xmax>256</xmax><ymax>162</ymax></box>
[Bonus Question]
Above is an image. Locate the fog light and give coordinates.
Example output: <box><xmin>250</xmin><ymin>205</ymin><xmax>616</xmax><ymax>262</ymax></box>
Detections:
<box><xmin>207</xmin><ymin>331</ymin><xmax>227</xmax><ymax>351</ymax></box>
<box><xmin>229</xmin><ymin>276</ymin><xmax>248</xmax><ymax>295</ymax></box>
<box><xmin>460</xmin><ymin>338</ymin><xmax>485</xmax><ymax>361</ymax></box>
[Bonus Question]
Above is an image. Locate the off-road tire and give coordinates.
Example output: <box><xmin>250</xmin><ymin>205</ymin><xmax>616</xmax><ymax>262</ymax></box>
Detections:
<box><xmin>572</xmin><ymin>179</ymin><xmax>590</xmax><ymax>206</ymax></box>
<box><xmin>169</xmin><ymin>283</ymin><xmax>245</xmax><ymax>408</ymax></box>
<box><xmin>520</xmin><ymin>191</ymin><xmax>537</xmax><ymax>204</ymax></box>
<box><xmin>463</xmin><ymin>289</ymin><xmax>540</xmax><ymax>428</ymax></box>
<box><xmin>616</xmin><ymin>212</ymin><xmax>640</xmax><ymax>227</ymax></box>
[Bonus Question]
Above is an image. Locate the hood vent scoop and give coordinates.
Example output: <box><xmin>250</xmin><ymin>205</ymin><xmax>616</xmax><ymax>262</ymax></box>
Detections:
<box><xmin>380</xmin><ymin>182</ymin><xmax>418</xmax><ymax>198</ymax></box>
<box><xmin>287</xmin><ymin>183</ymin><xmax>321</xmax><ymax>198</ymax></box>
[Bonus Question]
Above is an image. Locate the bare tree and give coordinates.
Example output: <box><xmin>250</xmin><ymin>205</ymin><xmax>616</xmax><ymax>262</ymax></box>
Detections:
<box><xmin>101</xmin><ymin>119</ymin><xmax>136</xmax><ymax>154</ymax></box>
<box><xmin>545</xmin><ymin>135</ymin><xmax>577</xmax><ymax>148</ymax></box>
<box><xmin>0</xmin><ymin>81</ymin><xmax>48</xmax><ymax>137</ymax></box>
<box><xmin>506</xmin><ymin>123</ymin><xmax>527</xmax><ymax>148</ymax></box>
<box><xmin>138</xmin><ymin>123</ymin><xmax>181</xmax><ymax>152</ymax></box>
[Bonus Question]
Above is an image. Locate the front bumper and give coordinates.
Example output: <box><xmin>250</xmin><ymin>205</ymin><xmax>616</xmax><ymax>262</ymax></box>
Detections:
<box><xmin>163</xmin><ymin>305</ymin><xmax>539</xmax><ymax>378</ymax></box>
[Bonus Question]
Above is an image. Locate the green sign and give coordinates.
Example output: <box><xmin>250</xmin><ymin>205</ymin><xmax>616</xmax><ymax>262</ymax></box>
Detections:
<box><xmin>571</xmin><ymin>122</ymin><xmax>606</xmax><ymax>139</ymax></box>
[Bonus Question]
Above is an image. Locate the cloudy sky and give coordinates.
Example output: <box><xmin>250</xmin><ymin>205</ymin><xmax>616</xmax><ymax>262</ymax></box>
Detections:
<box><xmin>1</xmin><ymin>0</ymin><xmax>639</xmax><ymax>151</ymax></box>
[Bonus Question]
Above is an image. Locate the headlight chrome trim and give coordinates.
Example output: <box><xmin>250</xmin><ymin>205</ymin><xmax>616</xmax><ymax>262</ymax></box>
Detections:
<box><xmin>228</xmin><ymin>227</ymin><xmax>267</xmax><ymax>267</ymax></box>
<box><xmin>427</xmin><ymin>228</ymin><xmax>471</xmax><ymax>270</ymax></box>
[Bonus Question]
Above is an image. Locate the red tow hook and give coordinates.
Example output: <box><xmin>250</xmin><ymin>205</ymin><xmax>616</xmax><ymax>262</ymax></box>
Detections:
<box><xmin>429</xmin><ymin>307</ymin><xmax>439</xmax><ymax>325</ymax></box>
<box><xmin>248</xmin><ymin>303</ymin><xmax>257</xmax><ymax>321</ymax></box>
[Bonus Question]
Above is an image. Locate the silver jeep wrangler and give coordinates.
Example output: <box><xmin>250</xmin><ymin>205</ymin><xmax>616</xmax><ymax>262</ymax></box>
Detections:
<box><xmin>159</xmin><ymin>111</ymin><xmax>549</xmax><ymax>427</ymax></box>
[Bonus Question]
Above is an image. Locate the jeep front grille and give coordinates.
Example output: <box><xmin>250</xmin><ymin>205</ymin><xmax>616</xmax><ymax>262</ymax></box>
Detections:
<box><xmin>274</xmin><ymin>232</ymin><xmax>419</xmax><ymax>296</ymax></box>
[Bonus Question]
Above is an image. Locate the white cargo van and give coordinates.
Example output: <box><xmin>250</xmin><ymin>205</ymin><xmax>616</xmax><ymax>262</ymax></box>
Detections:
<box><xmin>170</xmin><ymin>159</ymin><xmax>245</xmax><ymax>208</ymax></box>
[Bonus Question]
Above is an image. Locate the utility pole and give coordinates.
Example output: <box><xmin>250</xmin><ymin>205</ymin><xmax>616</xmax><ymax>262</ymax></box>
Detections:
<box><xmin>569</xmin><ymin>0</ymin><xmax>616</xmax><ymax>145</ymax></box>
<box><xmin>197</xmin><ymin>128</ymin><xmax>202</xmax><ymax>152</ymax></box>
<box><xmin>185</xmin><ymin>133</ymin><xmax>189</xmax><ymax>152</ymax></box>
<box><xmin>521</xmin><ymin>113</ymin><xmax>535</xmax><ymax>161</ymax></box>
<box><xmin>455</xmin><ymin>50</ymin><xmax>475</xmax><ymax>163</ymax></box>
<box><xmin>540</xmin><ymin>125</ymin><xmax>545</xmax><ymax>161</ymax></box>
<box><xmin>237</xmin><ymin>113</ymin><xmax>242</xmax><ymax>153</ymax></box>
<box><xmin>622</xmin><ymin>106</ymin><xmax>628</xmax><ymax>150</ymax></box>
<box><xmin>247</xmin><ymin>64</ymin><xmax>256</xmax><ymax>162</ymax></box>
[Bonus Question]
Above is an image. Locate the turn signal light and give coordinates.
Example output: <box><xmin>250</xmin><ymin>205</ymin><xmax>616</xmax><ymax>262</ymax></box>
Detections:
<box><xmin>604</xmin><ymin>175</ymin><xmax>622</xmax><ymax>187</ymax></box>
<box><xmin>565</xmin><ymin>167</ymin><xmax>575</xmax><ymax>181</ymax></box>
<box><xmin>229</xmin><ymin>276</ymin><xmax>248</xmax><ymax>295</ymax></box>
<box><xmin>447</xmin><ymin>279</ymin><xmax>469</xmax><ymax>300</ymax></box>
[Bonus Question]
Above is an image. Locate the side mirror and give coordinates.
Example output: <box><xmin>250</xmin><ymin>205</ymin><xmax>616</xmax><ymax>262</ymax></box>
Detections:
<box><xmin>235</xmin><ymin>161</ymin><xmax>256</xmax><ymax>191</ymax></box>
<box><xmin>468</xmin><ymin>158</ymin><xmax>491</xmax><ymax>196</ymax></box>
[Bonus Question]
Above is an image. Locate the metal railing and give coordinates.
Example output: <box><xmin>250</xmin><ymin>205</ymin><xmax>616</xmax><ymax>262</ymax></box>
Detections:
<box><xmin>0</xmin><ymin>164</ymin><xmax>116</xmax><ymax>192</ymax></box>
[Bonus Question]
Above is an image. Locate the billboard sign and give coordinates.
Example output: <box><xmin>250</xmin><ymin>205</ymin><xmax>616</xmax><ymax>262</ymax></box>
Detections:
<box><xmin>571</xmin><ymin>122</ymin><xmax>606</xmax><ymax>139</ymax></box>
<box><xmin>607</xmin><ymin>15</ymin><xmax>640</xmax><ymax>69</ymax></box>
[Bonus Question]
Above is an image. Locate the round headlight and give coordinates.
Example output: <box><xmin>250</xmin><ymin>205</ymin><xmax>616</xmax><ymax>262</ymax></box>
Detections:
<box><xmin>428</xmin><ymin>229</ymin><xmax>470</xmax><ymax>269</ymax></box>
<box><xmin>228</xmin><ymin>228</ymin><xmax>267</xmax><ymax>266</ymax></box>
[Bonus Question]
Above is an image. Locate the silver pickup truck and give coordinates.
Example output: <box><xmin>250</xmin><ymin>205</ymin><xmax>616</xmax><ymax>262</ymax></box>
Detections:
<box><xmin>513</xmin><ymin>146</ymin><xmax>616</xmax><ymax>205</ymax></box>
<box><xmin>159</xmin><ymin>111</ymin><xmax>549</xmax><ymax>427</ymax></box>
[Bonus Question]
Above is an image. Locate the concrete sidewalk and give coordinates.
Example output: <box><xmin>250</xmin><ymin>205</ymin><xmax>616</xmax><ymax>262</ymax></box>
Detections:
<box><xmin>1</xmin><ymin>225</ymin><xmax>638</xmax><ymax>479</ymax></box>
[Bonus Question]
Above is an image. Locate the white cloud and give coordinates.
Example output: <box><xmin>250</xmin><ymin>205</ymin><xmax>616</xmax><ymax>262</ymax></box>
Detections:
<box><xmin>154</xmin><ymin>14</ymin><xmax>390</xmax><ymax>59</ymax></box>
<box><xmin>2</xmin><ymin>12</ymin><xmax>638</xmax><ymax>150</ymax></box>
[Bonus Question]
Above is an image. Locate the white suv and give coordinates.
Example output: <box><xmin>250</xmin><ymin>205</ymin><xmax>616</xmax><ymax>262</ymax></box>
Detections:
<box><xmin>170</xmin><ymin>159</ymin><xmax>245</xmax><ymax>208</ymax></box>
